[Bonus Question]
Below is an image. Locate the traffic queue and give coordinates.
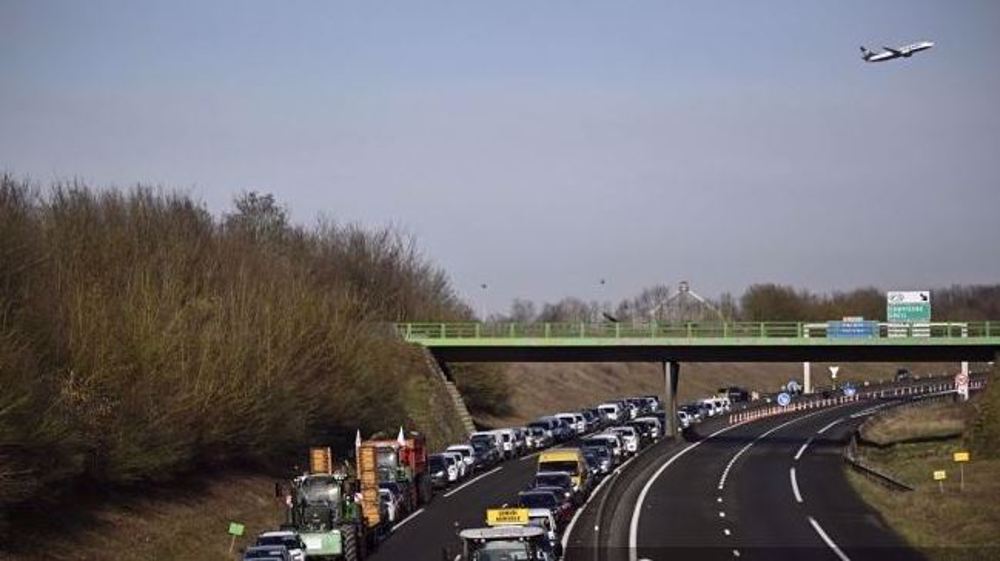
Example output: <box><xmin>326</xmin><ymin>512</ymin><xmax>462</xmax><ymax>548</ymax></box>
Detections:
<box><xmin>454</xmin><ymin>396</ymin><xmax>667</xmax><ymax>561</ymax></box>
<box><xmin>237</xmin><ymin>390</ymin><xmax>745</xmax><ymax>561</ymax></box>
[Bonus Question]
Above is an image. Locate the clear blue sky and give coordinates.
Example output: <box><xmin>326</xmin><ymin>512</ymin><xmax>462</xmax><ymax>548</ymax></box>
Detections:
<box><xmin>2</xmin><ymin>1</ymin><xmax>999</xmax><ymax>313</ymax></box>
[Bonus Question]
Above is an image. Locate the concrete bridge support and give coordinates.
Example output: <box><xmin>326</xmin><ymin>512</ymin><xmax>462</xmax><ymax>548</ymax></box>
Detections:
<box><xmin>664</xmin><ymin>361</ymin><xmax>680</xmax><ymax>439</ymax></box>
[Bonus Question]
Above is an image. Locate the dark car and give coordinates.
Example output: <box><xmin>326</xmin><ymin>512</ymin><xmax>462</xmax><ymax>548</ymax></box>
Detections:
<box><xmin>428</xmin><ymin>455</ymin><xmax>449</xmax><ymax>489</ymax></box>
<box><xmin>519</xmin><ymin>489</ymin><xmax>574</xmax><ymax>528</ymax></box>
<box><xmin>719</xmin><ymin>386</ymin><xmax>750</xmax><ymax>402</ymax></box>
<box><xmin>895</xmin><ymin>368</ymin><xmax>913</xmax><ymax>382</ymax></box>
<box><xmin>471</xmin><ymin>440</ymin><xmax>500</xmax><ymax>468</ymax></box>
<box><xmin>580</xmin><ymin>438</ymin><xmax>617</xmax><ymax>466</ymax></box>
<box><xmin>533</xmin><ymin>471</ymin><xmax>576</xmax><ymax>502</ymax></box>
<box><xmin>582</xmin><ymin>445</ymin><xmax>613</xmax><ymax>475</ymax></box>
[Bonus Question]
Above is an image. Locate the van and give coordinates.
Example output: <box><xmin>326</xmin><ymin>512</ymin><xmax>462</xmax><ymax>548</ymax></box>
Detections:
<box><xmin>537</xmin><ymin>448</ymin><xmax>588</xmax><ymax>492</ymax></box>
<box><xmin>492</xmin><ymin>429</ymin><xmax>516</xmax><ymax>459</ymax></box>
<box><xmin>554</xmin><ymin>413</ymin><xmax>585</xmax><ymax>435</ymax></box>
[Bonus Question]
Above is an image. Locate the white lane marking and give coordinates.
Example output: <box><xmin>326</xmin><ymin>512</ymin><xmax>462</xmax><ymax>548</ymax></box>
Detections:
<box><xmin>817</xmin><ymin>418</ymin><xmax>843</xmax><ymax>434</ymax></box>
<box><xmin>628</xmin><ymin>403</ymin><xmax>856</xmax><ymax>561</ymax></box>
<box><xmin>627</xmin><ymin>422</ymin><xmax>748</xmax><ymax>561</ymax></box>
<box><xmin>794</xmin><ymin>437</ymin><xmax>813</xmax><ymax>461</ymax></box>
<box><xmin>719</xmin><ymin>511</ymin><xmax>726</xmax><ymax>518</ymax></box>
<box><xmin>717</xmin><ymin>497</ymin><xmax>723</xmax><ymax>503</ymax></box>
<box><xmin>562</xmin><ymin>446</ymin><xmax>640</xmax><ymax>549</ymax></box>
<box><xmin>723</xmin><ymin>528</ymin><xmax>731</xmax><ymax>536</ymax></box>
<box><xmin>717</xmin><ymin>409</ymin><xmax>827</xmax><ymax>490</ymax></box>
<box><xmin>442</xmin><ymin>465</ymin><xmax>503</xmax><ymax>498</ymax></box>
<box><xmin>808</xmin><ymin>516</ymin><xmax>851</xmax><ymax>561</ymax></box>
<box><xmin>790</xmin><ymin>467</ymin><xmax>803</xmax><ymax>503</ymax></box>
<box><xmin>391</xmin><ymin>507</ymin><xmax>425</xmax><ymax>531</ymax></box>
<box><xmin>733</xmin><ymin>550</ymin><xmax>741</xmax><ymax>557</ymax></box>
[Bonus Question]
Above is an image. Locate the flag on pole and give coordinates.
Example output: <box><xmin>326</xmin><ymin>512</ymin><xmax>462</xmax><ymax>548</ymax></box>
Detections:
<box><xmin>397</xmin><ymin>426</ymin><xmax>406</xmax><ymax>446</ymax></box>
<box><xmin>355</xmin><ymin>429</ymin><xmax>362</xmax><ymax>448</ymax></box>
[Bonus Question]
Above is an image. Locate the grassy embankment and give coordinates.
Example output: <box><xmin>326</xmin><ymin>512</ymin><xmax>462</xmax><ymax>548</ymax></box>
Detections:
<box><xmin>847</xmin><ymin>365</ymin><xmax>1000</xmax><ymax>560</ymax></box>
<box><xmin>0</xmin><ymin>178</ymin><xmax>508</xmax><ymax>559</ymax></box>
<box><xmin>486</xmin><ymin>361</ymin><xmax>963</xmax><ymax>426</ymax></box>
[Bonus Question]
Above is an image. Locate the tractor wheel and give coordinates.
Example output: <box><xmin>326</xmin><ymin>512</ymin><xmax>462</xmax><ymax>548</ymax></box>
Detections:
<box><xmin>340</xmin><ymin>525</ymin><xmax>359</xmax><ymax>561</ymax></box>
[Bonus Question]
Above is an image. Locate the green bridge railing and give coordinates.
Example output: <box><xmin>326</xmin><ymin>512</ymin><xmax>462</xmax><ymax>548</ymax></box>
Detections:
<box><xmin>396</xmin><ymin>321</ymin><xmax>999</xmax><ymax>342</ymax></box>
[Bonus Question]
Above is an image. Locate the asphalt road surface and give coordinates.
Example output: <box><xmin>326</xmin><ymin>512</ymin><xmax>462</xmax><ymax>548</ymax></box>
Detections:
<box><xmin>567</xmin><ymin>400</ymin><xmax>921</xmax><ymax>561</ymax></box>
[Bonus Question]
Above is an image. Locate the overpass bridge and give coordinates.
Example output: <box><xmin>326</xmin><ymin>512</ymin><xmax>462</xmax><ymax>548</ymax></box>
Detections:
<box><xmin>396</xmin><ymin>321</ymin><xmax>999</xmax><ymax>436</ymax></box>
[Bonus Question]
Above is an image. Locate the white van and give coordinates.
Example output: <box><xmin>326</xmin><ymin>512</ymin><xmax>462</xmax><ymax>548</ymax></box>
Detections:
<box><xmin>699</xmin><ymin>398</ymin><xmax>720</xmax><ymax>417</ymax></box>
<box><xmin>470</xmin><ymin>431</ymin><xmax>504</xmax><ymax>458</ymax></box>
<box><xmin>491</xmin><ymin>428</ymin><xmax>516</xmax><ymax>459</ymax></box>
<box><xmin>555</xmin><ymin>412</ymin><xmax>586</xmax><ymax>434</ymax></box>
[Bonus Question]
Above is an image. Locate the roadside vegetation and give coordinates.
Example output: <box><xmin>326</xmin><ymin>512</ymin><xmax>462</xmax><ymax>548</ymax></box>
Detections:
<box><xmin>848</xmin><ymin>364</ymin><xmax>1000</xmax><ymax>560</ymax></box>
<box><xmin>0</xmin><ymin>176</ymin><xmax>507</xmax><ymax>539</ymax></box>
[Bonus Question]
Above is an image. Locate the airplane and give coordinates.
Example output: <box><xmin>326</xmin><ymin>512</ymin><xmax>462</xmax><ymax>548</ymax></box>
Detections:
<box><xmin>860</xmin><ymin>41</ymin><xmax>934</xmax><ymax>62</ymax></box>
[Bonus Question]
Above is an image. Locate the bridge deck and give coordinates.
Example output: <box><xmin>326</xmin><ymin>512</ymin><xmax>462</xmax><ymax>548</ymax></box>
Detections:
<box><xmin>395</xmin><ymin>321</ymin><xmax>1000</xmax><ymax>362</ymax></box>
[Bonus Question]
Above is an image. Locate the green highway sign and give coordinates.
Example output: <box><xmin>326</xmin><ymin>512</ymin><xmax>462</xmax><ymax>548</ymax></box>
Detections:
<box><xmin>228</xmin><ymin>522</ymin><xmax>245</xmax><ymax>536</ymax></box>
<box><xmin>887</xmin><ymin>291</ymin><xmax>931</xmax><ymax>323</ymax></box>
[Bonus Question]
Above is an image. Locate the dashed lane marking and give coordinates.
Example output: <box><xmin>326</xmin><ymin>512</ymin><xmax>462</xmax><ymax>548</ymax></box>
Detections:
<box><xmin>790</xmin><ymin>467</ymin><xmax>803</xmax><ymax>503</ymax></box>
<box><xmin>390</xmin><ymin>507</ymin><xmax>425</xmax><ymax>532</ymax></box>
<box><xmin>808</xmin><ymin>516</ymin><xmax>851</xmax><ymax>561</ymax></box>
<box><xmin>794</xmin><ymin>437</ymin><xmax>813</xmax><ymax>461</ymax></box>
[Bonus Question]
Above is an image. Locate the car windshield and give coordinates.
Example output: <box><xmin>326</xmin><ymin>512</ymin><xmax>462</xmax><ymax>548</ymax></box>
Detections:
<box><xmin>469</xmin><ymin>540</ymin><xmax>532</xmax><ymax>561</ymax></box>
<box><xmin>257</xmin><ymin>536</ymin><xmax>297</xmax><ymax>548</ymax></box>
<box><xmin>471</xmin><ymin>436</ymin><xmax>493</xmax><ymax>446</ymax></box>
<box><xmin>535</xmin><ymin>473</ymin><xmax>570</xmax><ymax>488</ymax></box>
<box><xmin>538</xmin><ymin>460</ymin><xmax>578</xmax><ymax>475</ymax></box>
<box><xmin>520</xmin><ymin>492</ymin><xmax>557</xmax><ymax>509</ymax></box>
<box><xmin>429</xmin><ymin>457</ymin><xmax>446</xmax><ymax>471</ymax></box>
<box><xmin>449</xmin><ymin>448</ymin><xmax>470</xmax><ymax>457</ymax></box>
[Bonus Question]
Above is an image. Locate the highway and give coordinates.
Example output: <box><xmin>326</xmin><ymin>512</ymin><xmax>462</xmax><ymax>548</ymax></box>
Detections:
<box><xmin>565</xmin><ymin>400</ymin><xmax>920</xmax><ymax>561</ymax></box>
<box><xmin>369</xmin><ymin>452</ymin><xmax>540</xmax><ymax>561</ymax></box>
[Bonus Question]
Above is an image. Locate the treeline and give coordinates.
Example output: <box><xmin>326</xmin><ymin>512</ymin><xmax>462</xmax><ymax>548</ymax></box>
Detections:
<box><xmin>0</xmin><ymin>177</ymin><xmax>507</xmax><ymax>524</ymax></box>
<box><xmin>502</xmin><ymin>283</ymin><xmax>1000</xmax><ymax>323</ymax></box>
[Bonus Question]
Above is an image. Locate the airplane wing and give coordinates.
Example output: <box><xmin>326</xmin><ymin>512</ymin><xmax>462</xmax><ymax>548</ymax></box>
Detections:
<box><xmin>883</xmin><ymin>46</ymin><xmax>904</xmax><ymax>56</ymax></box>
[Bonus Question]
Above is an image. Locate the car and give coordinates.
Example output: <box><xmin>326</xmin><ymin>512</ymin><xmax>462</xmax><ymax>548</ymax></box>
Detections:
<box><xmin>537</xmin><ymin>448</ymin><xmax>589</xmax><ymax>492</ymax></box>
<box><xmin>471</xmin><ymin>431</ymin><xmax>505</xmax><ymax>458</ymax></box>
<box><xmin>471</xmin><ymin>439</ymin><xmax>500</xmax><ymax>468</ymax></box>
<box><xmin>446</xmin><ymin>444</ymin><xmax>477</xmax><ymax>471</ymax></box>
<box><xmin>533</xmin><ymin>471</ymin><xmax>578</xmax><ymax>503</ymax></box>
<box><xmin>555</xmin><ymin>412</ymin><xmax>586</xmax><ymax>435</ymax></box>
<box><xmin>608</xmin><ymin>426</ymin><xmax>640</xmax><ymax>454</ymax></box>
<box><xmin>378</xmin><ymin>481</ymin><xmax>410</xmax><ymax>515</ymax></box>
<box><xmin>680</xmin><ymin>404</ymin><xmax>703</xmax><ymax>423</ymax></box>
<box><xmin>598</xmin><ymin>402</ymin><xmax>622</xmax><ymax>421</ymax></box>
<box><xmin>526</xmin><ymin>508</ymin><xmax>564</xmax><ymax>559</ymax></box>
<box><xmin>627</xmin><ymin>419</ymin><xmax>657</xmax><ymax>444</ymax></box>
<box><xmin>243</xmin><ymin>545</ymin><xmax>292</xmax><ymax>561</ymax></box>
<box><xmin>675</xmin><ymin>410</ymin><xmax>691</xmax><ymax>430</ymax></box>
<box><xmin>491</xmin><ymin>429</ymin><xmax>517</xmax><ymax>459</ymax></box>
<box><xmin>553</xmin><ymin>417</ymin><xmax>576</xmax><ymax>441</ymax></box>
<box><xmin>895</xmin><ymin>368</ymin><xmax>913</xmax><ymax>382</ymax></box>
<box><xmin>633</xmin><ymin>416</ymin><xmax>663</xmax><ymax>439</ymax></box>
<box><xmin>527</xmin><ymin>426</ymin><xmax>553</xmax><ymax>450</ymax></box>
<box><xmin>511</xmin><ymin>427</ymin><xmax>530</xmax><ymax>455</ymax></box>
<box><xmin>642</xmin><ymin>395</ymin><xmax>662</xmax><ymax>411</ymax></box>
<box><xmin>585</xmin><ymin>433</ymin><xmax>623</xmax><ymax>460</ymax></box>
<box><xmin>719</xmin><ymin>386</ymin><xmax>750</xmax><ymax>402</ymax></box>
<box><xmin>430</xmin><ymin>452</ymin><xmax>459</xmax><ymax>484</ymax></box>
<box><xmin>441</xmin><ymin>450</ymin><xmax>467</xmax><ymax>479</ymax></box>
<box><xmin>582</xmin><ymin>444</ymin><xmax>613</xmax><ymax>475</ymax></box>
<box><xmin>428</xmin><ymin>454</ymin><xmax>450</xmax><ymax>488</ymax></box>
<box><xmin>254</xmin><ymin>532</ymin><xmax>305</xmax><ymax>561</ymax></box>
<box><xmin>699</xmin><ymin>398</ymin><xmax>721</xmax><ymax>417</ymax></box>
<box><xmin>518</xmin><ymin>489</ymin><xmax>574</xmax><ymax>528</ymax></box>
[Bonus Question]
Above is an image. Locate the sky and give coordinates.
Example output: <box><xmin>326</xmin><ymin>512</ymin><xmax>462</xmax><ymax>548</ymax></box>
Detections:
<box><xmin>2</xmin><ymin>1</ymin><xmax>999</xmax><ymax>315</ymax></box>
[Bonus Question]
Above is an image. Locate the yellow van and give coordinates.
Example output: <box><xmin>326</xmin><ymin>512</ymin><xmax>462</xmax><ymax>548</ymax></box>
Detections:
<box><xmin>537</xmin><ymin>448</ymin><xmax>587</xmax><ymax>491</ymax></box>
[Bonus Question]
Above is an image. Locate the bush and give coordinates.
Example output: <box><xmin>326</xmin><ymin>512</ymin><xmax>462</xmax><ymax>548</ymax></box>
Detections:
<box><xmin>0</xmin><ymin>176</ymin><xmax>507</xmax><ymax>522</ymax></box>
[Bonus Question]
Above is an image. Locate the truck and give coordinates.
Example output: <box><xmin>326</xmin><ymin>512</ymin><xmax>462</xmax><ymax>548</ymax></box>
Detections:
<box><xmin>285</xmin><ymin>447</ymin><xmax>389</xmax><ymax>560</ymax></box>
<box><xmin>357</xmin><ymin>433</ymin><xmax>433</xmax><ymax>517</ymax></box>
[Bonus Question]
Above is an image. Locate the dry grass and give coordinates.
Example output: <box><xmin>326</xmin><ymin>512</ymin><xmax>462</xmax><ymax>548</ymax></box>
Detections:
<box><xmin>4</xmin><ymin>473</ymin><xmax>285</xmax><ymax>561</ymax></box>
<box><xmin>849</xmin><ymin>399</ymin><xmax>1000</xmax><ymax>560</ymax></box>
<box><xmin>861</xmin><ymin>401</ymin><xmax>973</xmax><ymax>446</ymax></box>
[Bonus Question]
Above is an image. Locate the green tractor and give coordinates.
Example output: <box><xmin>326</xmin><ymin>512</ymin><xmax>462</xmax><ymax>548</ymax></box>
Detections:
<box><xmin>286</xmin><ymin>473</ymin><xmax>387</xmax><ymax>560</ymax></box>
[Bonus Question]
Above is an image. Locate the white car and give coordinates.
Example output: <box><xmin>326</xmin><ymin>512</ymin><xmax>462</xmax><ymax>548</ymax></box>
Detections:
<box><xmin>441</xmin><ymin>451</ymin><xmax>467</xmax><ymax>479</ymax></box>
<box><xmin>634</xmin><ymin>416</ymin><xmax>663</xmax><ymax>438</ymax></box>
<box><xmin>254</xmin><ymin>531</ymin><xmax>306</xmax><ymax>561</ymax></box>
<box><xmin>491</xmin><ymin>429</ymin><xmax>516</xmax><ymax>459</ymax></box>
<box><xmin>699</xmin><ymin>398</ymin><xmax>720</xmax><ymax>417</ymax></box>
<box><xmin>555</xmin><ymin>412</ymin><xmax>586</xmax><ymax>434</ymax></box>
<box><xmin>598</xmin><ymin>402</ymin><xmax>622</xmax><ymax>421</ymax></box>
<box><xmin>590</xmin><ymin>433</ymin><xmax>624</xmax><ymax>458</ymax></box>
<box><xmin>609</xmin><ymin>426</ymin><xmax>639</xmax><ymax>454</ymax></box>
<box><xmin>446</xmin><ymin>444</ymin><xmax>477</xmax><ymax>471</ymax></box>
<box><xmin>676</xmin><ymin>411</ymin><xmax>691</xmax><ymax>430</ymax></box>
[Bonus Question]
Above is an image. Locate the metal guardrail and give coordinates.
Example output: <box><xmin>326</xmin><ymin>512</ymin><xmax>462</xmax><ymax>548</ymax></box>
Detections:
<box><xmin>396</xmin><ymin>321</ymin><xmax>1000</xmax><ymax>342</ymax></box>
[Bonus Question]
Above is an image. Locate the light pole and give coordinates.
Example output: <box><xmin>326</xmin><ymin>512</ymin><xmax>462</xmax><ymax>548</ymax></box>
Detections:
<box><xmin>479</xmin><ymin>283</ymin><xmax>488</xmax><ymax>322</ymax></box>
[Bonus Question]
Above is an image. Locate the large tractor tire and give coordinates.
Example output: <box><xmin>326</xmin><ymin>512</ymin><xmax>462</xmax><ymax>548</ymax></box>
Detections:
<box><xmin>340</xmin><ymin>525</ymin><xmax>360</xmax><ymax>561</ymax></box>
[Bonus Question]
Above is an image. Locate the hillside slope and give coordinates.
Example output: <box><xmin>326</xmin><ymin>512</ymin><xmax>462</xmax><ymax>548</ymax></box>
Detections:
<box><xmin>485</xmin><ymin>361</ymin><xmax>968</xmax><ymax>425</ymax></box>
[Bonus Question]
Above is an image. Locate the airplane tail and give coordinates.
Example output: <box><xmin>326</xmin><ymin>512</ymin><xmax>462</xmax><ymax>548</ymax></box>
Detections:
<box><xmin>859</xmin><ymin>46</ymin><xmax>872</xmax><ymax>60</ymax></box>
